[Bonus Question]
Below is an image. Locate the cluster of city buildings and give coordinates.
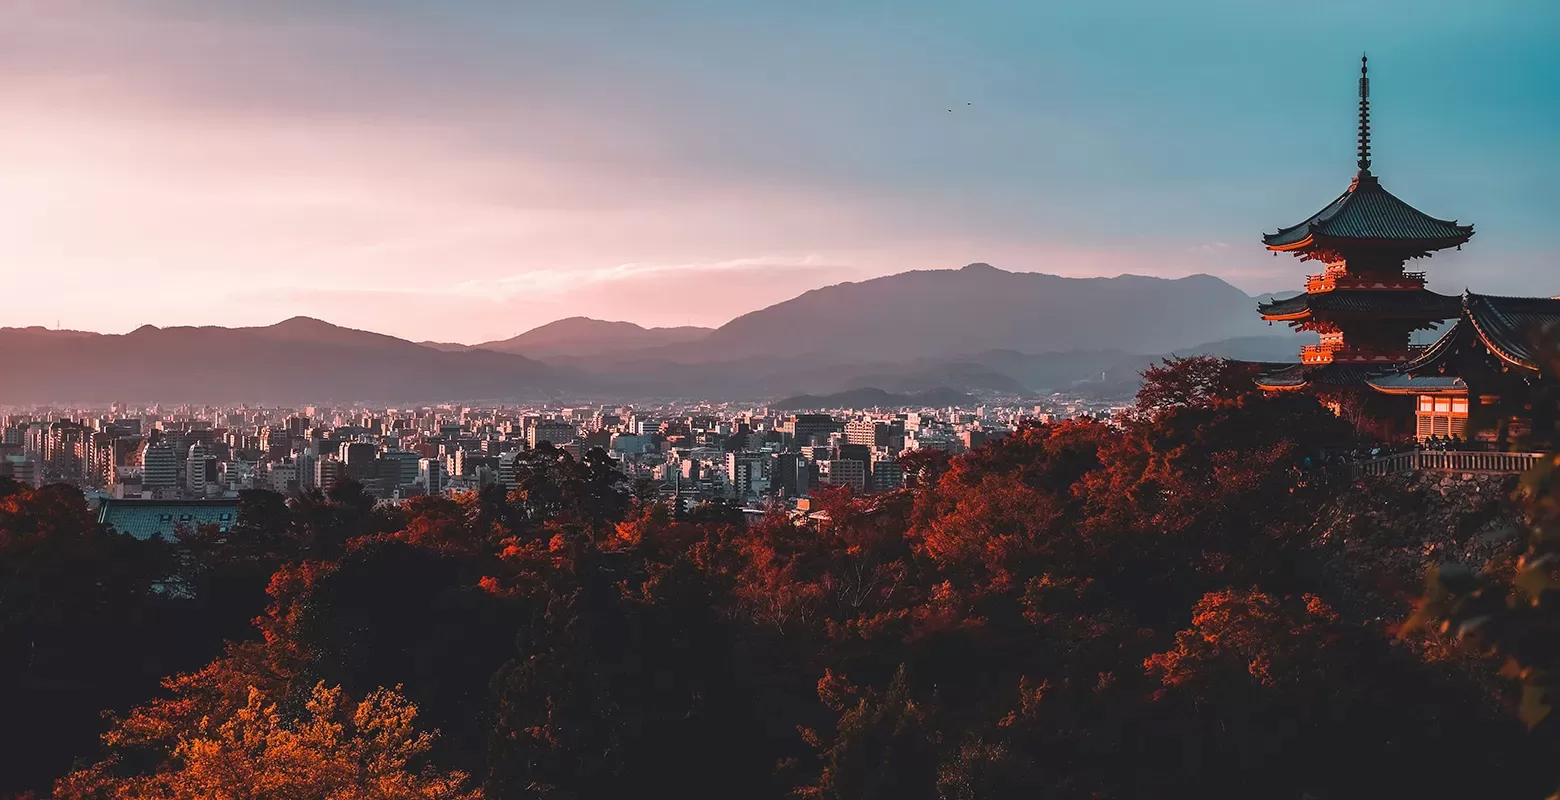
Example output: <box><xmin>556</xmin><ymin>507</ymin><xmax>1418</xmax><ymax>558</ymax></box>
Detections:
<box><xmin>0</xmin><ymin>399</ymin><xmax>1111</xmax><ymax>538</ymax></box>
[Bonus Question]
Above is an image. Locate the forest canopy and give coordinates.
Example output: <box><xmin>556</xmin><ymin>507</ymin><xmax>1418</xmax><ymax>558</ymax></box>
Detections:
<box><xmin>3</xmin><ymin>357</ymin><xmax>1558</xmax><ymax>800</ymax></box>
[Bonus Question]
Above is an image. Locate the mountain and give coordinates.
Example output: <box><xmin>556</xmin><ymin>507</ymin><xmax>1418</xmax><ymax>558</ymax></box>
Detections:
<box><xmin>0</xmin><ymin>266</ymin><xmax>1298</xmax><ymax>403</ymax></box>
<box><xmin>687</xmin><ymin>264</ymin><xmax>1270</xmax><ymax>363</ymax></box>
<box><xmin>416</xmin><ymin>340</ymin><xmax>474</xmax><ymax>353</ymax></box>
<box><xmin>0</xmin><ymin>318</ymin><xmax>584</xmax><ymax>404</ymax></box>
<box><xmin>473</xmin><ymin>317</ymin><xmax>712</xmax><ymax>358</ymax></box>
<box><xmin>771</xmin><ymin>386</ymin><xmax>973</xmax><ymax>411</ymax></box>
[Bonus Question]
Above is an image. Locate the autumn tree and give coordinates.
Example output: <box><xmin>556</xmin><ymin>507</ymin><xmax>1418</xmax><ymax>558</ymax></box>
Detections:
<box><xmin>1135</xmin><ymin>355</ymin><xmax>1263</xmax><ymax>418</ymax></box>
<box><xmin>55</xmin><ymin>683</ymin><xmax>479</xmax><ymax>800</ymax></box>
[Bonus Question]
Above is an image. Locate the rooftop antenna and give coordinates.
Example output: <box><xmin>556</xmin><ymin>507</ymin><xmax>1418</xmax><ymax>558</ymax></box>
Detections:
<box><xmin>1357</xmin><ymin>53</ymin><xmax>1372</xmax><ymax>175</ymax></box>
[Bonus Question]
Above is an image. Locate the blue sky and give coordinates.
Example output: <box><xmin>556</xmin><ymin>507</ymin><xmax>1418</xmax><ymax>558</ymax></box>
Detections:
<box><xmin>0</xmin><ymin>1</ymin><xmax>1554</xmax><ymax>341</ymax></box>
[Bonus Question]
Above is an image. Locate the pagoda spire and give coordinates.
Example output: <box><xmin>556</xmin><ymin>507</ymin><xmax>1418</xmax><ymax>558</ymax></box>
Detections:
<box><xmin>1357</xmin><ymin>54</ymin><xmax>1372</xmax><ymax>174</ymax></box>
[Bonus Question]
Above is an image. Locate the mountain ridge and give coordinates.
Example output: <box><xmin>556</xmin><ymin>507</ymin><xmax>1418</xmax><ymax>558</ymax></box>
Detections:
<box><xmin>0</xmin><ymin>264</ymin><xmax>1300</xmax><ymax>403</ymax></box>
<box><xmin>470</xmin><ymin>316</ymin><xmax>713</xmax><ymax>357</ymax></box>
<box><xmin>679</xmin><ymin>264</ymin><xmax>1273</xmax><ymax>363</ymax></box>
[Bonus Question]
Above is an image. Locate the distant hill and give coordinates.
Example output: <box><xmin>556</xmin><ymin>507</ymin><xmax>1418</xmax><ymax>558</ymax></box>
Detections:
<box><xmin>472</xmin><ymin>317</ymin><xmax>712</xmax><ymax>358</ymax></box>
<box><xmin>0</xmin><ymin>318</ymin><xmax>583</xmax><ymax>404</ymax></box>
<box><xmin>771</xmin><ymin>386</ymin><xmax>973</xmax><ymax>411</ymax></box>
<box><xmin>416</xmin><ymin>340</ymin><xmax>474</xmax><ymax>353</ymax></box>
<box><xmin>686</xmin><ymin>263</ymin><xmax>1272</xmax><ymax>363</ymax></box>
<box><xmin>0</xmin><ymin>266</ymin><xmax>1299</xmax><ymax>403</ymax></box>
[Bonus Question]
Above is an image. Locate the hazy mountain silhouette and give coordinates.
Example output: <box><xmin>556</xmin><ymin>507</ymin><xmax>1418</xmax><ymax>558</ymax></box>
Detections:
<box><xmin>688</xmin><ymin>263</ymin><xmax>1271</xmax><ymax>362</ymax></box>
<box><xmin>771</xmin><ymin>386</ymin><xmax>973</xmax><ymax>411</ymax></box>
<box><xmin>0</xmin><ymin>319</ymin><xmax>581</xmax><ymax>404</ymax></box>
<box><xmin>0</xmin><ymin>266</ymin><xmax>1300</xmax><ymax>403</ymax></box>
<box><xmin>471</xmin><ymin>317</ymin><xmax>712</xmax><ymax>358</ymax></box>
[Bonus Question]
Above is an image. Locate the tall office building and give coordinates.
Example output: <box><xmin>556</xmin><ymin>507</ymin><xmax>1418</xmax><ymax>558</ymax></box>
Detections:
<box><xmin>497</xmin><ymin>450</ymin><xmax>522</xmax><ymax>491</ymax></box>
<box><xmin>186</xmin><ymin>442</ymin><xmax>206</xmax><ymax>494</ymax></box>
<box><xmin>418</xmin><ymin>458</ymin><xmax>446</xmax><ymax>495</ymax></box>
<box><xmin>782</xmin><ymin>414</ymin><xmax>839</xmax><ymax>447</ymax></box>
<box><xmin>818</xmin><ymin>458</ymin><xmax>867</xmax><ymax>492</ymax></box>
<box><xmin>529</xmin><ymin>420</ymin><xmax>576</xmax><ymax>447</ymax></box>
<box><xmin>726</xmin><ymin>451</ymin><xmax>765</xmax><ymax>501</ymax></box>
<box><xmin>342</xmin><ymin>441</ymin><xmax>378</xmax><ymax>480</ymax></box>
<box><xmin>315</xmin><ymin>458</ymin><xmax>346</xmax><ymax>494</ymax></box>
<box><xmin>380</xmin><ymin>450</ymin><xmax>421</xmax><ymax>488</ymax></box>
<box><xmin>144</xmin><ymin>443</ymin><xmax>179</xmax><ymax>492</ymax></box>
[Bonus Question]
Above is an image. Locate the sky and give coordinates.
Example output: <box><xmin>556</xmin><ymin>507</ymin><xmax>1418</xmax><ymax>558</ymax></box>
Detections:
<box><xmin>1</xmin><ymin>0</ymin><xmax>1556</xmax><ymax>343</ymax></box>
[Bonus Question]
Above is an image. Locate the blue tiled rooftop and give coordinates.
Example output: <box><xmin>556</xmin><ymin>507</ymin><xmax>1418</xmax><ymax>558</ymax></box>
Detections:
<box><xmin>97</xmin><ymin>499</ymin><xmax>240</xmax><ymax>540</ymax></box>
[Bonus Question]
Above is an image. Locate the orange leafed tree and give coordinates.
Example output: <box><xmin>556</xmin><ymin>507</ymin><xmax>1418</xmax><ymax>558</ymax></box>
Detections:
<box><xmin>55</xmin><ymin>682</ymin><xmax>479</xmax><ymax>800</ymax></box>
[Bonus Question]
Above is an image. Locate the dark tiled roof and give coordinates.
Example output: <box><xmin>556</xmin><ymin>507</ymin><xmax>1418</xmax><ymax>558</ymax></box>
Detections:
<box><xmin>1258</xmin><ymin>289</ymin><xmax>1462</xmax><ymax>319</ymax></box>
<box><xmin>1383</xmin><ymin>293</ymin><xmax>1560</xmax><ymax>377</ymax></box>
<box><xmin>1366</xmin><ymin>373</ymin><xmax>1466</xmax><ymax>394</ymax></box>
<box><xmin>1255</xmin><ymin>362</ymin><xmax>1391</xmax><ymax>391</ymax></box>
<box><xmin>1309</xmin><ymin>363</ymin><xmax>1396</xmax><ymax>387</ymax></box>
<box><xmin>1263</xmin><ymin>173</ymin><xmax>1473</xmax><ymax>249</ymax></box>
<box><xmin>1464</xmin><ymin>294</ymin><xmax>1560</xmax><ymax>368</ymax></box>
<box><xmin>1255</xmin><ymin>363</ymin><xmax>1309</xmax><ymax>389</ymax></box>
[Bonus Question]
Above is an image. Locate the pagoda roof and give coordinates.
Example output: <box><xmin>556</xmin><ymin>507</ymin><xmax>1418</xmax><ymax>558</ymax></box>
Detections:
<box><xmin>1365</xmin><ymin>373</ymin><xmax>1466</xmax><ymax>395</ymax></box>
<box><xmin>1255</xmin><ymin>362</ymin><xmax>1393</xmax><ymax>392</ymax></box>
<box><xmin>1258</xmin><ymin>288</ymin><xmax>1461</xmax><ymax>321</ymax></box>
<box><xmin>1263</xmin><ymin>173</ymin><xmax>1474</xmax><ymax>252</ymax></box>
<box><xmin>1390</xmin><ymin>293</ymin><xmax>1560</xmax><ymax>375</ymax></box>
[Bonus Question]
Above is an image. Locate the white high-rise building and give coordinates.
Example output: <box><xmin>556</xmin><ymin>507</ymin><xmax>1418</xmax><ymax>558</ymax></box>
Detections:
<box><xmin>186</xmin><ymin>443</ymin><xmax>208</xmax><ymax>494</ymax></box>
<box><xmin>497</xmin><ymin>450</ymin><xmax>521</xmax><ymax>491</ymax></box>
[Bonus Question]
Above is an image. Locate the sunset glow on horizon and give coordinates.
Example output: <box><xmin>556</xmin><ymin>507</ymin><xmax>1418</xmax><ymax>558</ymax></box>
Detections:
<box><xmin>2</xmin><ymin>1</ymin><xmax>1556</xmax><ymax>343</ymax></box>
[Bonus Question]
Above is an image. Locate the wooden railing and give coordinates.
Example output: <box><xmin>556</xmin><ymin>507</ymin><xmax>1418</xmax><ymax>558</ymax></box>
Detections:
<box><xmin>1346</xmin><ymin>450</ymin><xmax>1548</xmax><ymax>480</ymax></box>
<box><xmin>1301</xmin><ymin>344</ymin><xmax>1338</xmax><ymax>364</ymax></box>
<box><xmin>1304</xmin><ymin>271</ymin><xmax>1429</xmax><ymax>293</ymax></box>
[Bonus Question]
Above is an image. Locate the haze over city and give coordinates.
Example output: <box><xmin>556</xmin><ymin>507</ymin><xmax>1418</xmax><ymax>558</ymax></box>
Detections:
<box><xmin>3</xmin><ymin>1</ymin><xmax>1557</xmax><ymax>343</ymax></box>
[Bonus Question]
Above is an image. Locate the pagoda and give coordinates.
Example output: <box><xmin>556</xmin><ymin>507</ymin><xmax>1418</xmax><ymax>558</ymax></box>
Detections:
<box><xmin>1255</xmin><ymin>55</ymin><xmax>1473</xmax><ymax>402</ymax></box>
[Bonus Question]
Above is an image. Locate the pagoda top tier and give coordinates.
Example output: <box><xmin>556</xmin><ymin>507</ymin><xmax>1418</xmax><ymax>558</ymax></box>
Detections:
<box><xmin>1263</xmin><ymin>173</ymin><xmax>1474</xmax><ymax>253</ymax></box>
<box><xmin>1262</xmin><ymin>56</ymin><xmax>1474</xmax><ymax>257</ymax></box>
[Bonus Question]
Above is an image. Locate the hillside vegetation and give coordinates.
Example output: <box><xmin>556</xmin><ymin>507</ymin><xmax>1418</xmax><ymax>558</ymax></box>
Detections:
<box><xmin>4</xmin><ymin>357</ymin><xmax>1557</xmax><ymax>800</ymax></box>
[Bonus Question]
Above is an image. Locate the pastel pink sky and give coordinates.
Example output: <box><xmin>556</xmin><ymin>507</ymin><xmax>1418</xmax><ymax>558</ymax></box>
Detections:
<box><xmin>2</xmin><ymin>2</ymin><xmax>1554</xmax><ymax>343</ymax></box>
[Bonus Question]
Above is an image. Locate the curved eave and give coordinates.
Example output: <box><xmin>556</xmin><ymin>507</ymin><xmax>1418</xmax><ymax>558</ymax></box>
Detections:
<box><xmin>1366</xmin><ymin>379</ymin><xmax>1467</xmax><ymax>396</ymax></box>
<box><xmin>1397</xmin><ymin>321</ymin><xmax>1464</xmax><ymax>374</ymax></box>
<box><xmin>1465</xmin><ymin>308</ymin><xmax>1541</xmax><ymax>372</ymax></box>
<box><xmin>1262</xmin><ymin>233</ymin><xmax>1318</xmax><ymax>252</ymax></box>
<box><xmin>1262</xmin><ymin>231</ymin><xmax>1474</xmax><ymax>254</ymax></box>
<box><xmin>1258</xmin><ymin>308</ymin><xmax>1458</xmax><ymax>323</ymax></box>
<box><xmin>1255</xmin><ymin>379</ymin><xmax>1310</xmax><ymax>392</ymax></box>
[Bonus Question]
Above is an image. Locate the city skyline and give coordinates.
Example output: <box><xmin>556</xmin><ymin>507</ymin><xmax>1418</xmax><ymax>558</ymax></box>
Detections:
<box><xmin>3</xmin><ymin>1</ymin><xmax>1557</xmax><ymax>342</ymax></box>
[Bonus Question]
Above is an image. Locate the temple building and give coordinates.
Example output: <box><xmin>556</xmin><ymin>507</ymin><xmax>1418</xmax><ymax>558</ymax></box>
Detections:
<box><xmin>1368</xmin><ymin>294</ymin><xmax>1560</xmax><ymax>444</ymax></box>
<box><xmin>1253</xmin><ymin>56</ymin><xmax>1558</xmax><ymax>444</ymax></box>
<box><xmin>1255</xmin><ymin>56</ymin><xmax>1472</xmax><ymax>414</ymax></box>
